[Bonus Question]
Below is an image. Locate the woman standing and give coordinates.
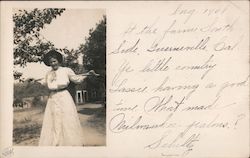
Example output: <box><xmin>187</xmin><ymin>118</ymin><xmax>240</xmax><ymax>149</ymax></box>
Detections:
<box><xmin>38</xmin><ymin>50</ymin><xmax>97</xmax><ymax>146</ymax></box>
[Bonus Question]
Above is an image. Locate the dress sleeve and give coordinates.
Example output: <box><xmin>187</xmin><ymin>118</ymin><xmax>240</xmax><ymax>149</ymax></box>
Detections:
<box><xmin>37</xmin><ymin>78</ymin><xmax>46</xmax><ymax>86</ymax></box>
<box><xmin>67</xmin><ymin>68</ymin><xmax>87</xmax><ymax>84</ymax></box>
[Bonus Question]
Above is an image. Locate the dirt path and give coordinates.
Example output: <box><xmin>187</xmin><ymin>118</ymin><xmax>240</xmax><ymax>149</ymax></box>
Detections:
<box><xmin>13</xmin><ymin>103</ymin><xmax>106</xmax><ymax>146</ymax></box>
<box><xmin>77</xmin><ymin>104</ymin><xmax>106</xmax><ymax>146</ymax></box>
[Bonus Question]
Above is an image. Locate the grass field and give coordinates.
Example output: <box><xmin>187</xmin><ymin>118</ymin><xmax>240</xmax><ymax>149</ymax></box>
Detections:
<box><xmin>13</xmin><ymin>103</ymin><xmax>106</xmax><ymax>146</ymax></box>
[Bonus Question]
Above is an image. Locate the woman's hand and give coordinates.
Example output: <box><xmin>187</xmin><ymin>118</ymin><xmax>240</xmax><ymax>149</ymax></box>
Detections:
<box><xmin>78</xmin><ymin>70</ymin><xmax>100</xmax><ymax>77</ymax></box>
<box><xmin>27</xmin><ymin>78</ymin><xmax>43</xmax><ymax>84</ymax></box>
<box><xmin>88</xmin><ymin>70</ymin><xmax>100</xmax><ymax>76</ymax></box>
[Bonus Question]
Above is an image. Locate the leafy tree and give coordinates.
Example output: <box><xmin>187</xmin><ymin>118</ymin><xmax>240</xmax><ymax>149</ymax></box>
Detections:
<box><xmin>14</xmin><ymin>78</ymin><xmax>49</xmax><ymax>99</ymax></box>
<box><xmin>61</xmin><ymin>48</ymin><xmax>82</xmax><ymax>74</ymax></box>
<box><xmin>13</xmin><ymin>8</ymin><xmax>65</xmax><ymax>67</ymax></box>
<box><xmin>13</xmin><ymin>71</ymin><xmax>24</xmax><ymax>82</ymax></box>
<box><xmin>13</xmin><ymin>9</ymin><xmax>106</xmax><ymax>104</ymax></box>
<box><xmin>80</xmin><ymin>16</ymin><xmax>106</xmax><ymax>76</ymax></box>
<box><xmin>79</xmin><ymin>16</ymin><xmax>106</xmax><ymax>102</ymax></box>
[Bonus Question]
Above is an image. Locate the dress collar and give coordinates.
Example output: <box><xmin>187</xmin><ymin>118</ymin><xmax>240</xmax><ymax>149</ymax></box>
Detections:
<box><xmin>51</xmin><ymin>66</ymin><xmax>61</xmax><ymax>72</ymax></box>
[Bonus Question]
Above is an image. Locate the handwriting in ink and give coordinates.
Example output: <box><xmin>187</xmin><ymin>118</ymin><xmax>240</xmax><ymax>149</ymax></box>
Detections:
<box><xmin>1</xmin><ymin>147</ymin><xmax>14</xmax><ymax>158</ymax></box>
<box><xmin>153</xmin><ymin>76</ymin><xmax>199</xmax><ymax>99</ymax></box>
<box><xmin>175</xmin><ymin>55</ymin><xmax>216</xmax><ymax>79</ymax></box>
<box><xmin>140</xmin><ymin>57</ymin><xmax>172</xmax><ymax>72</ymax></box>
<box><xmin>109</xmin><ymin>113</ymin><xmax>175</xmax><ymax>133</ymax></box>
<box><xmin>145</xmin><ymin>125</ymin><xmax>200</xmax><ymax>156</ymax></box>
<box><xmin>147</xmin><ymin>36</ymin><xmax>210</xmax><ymax>53</ymax></box>
<box><xmin>213</xmin><ymin>35</ymin><xmax>243</xmax><ymax>51</ymax></box>
<box><xmin>112</xmin><ymin>60</ymin><xmax>134</xmax><ymax>86</ymax></box>
<box><xmin>144</xmin><ymin>96</ymin><xmax>185</xmax><ymax>113</ymax></box>
<box><xmin>170</xmin><ymin>4</ymin><xmax>196</xmax><ymax>24</ymax></box>
<box><xmin>109</xmin><ymin>39</ymin><xmax>140</xmax><ymax>55</ymax></box>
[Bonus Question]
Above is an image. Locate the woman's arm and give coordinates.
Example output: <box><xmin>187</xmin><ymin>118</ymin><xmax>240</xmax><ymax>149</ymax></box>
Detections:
<box><xmin>68</xmin><ymin>69</ymin><xmax>100</xmax><ymax>84</ymax></box>
<box><xmin>68</xmin><ymin>68</ymin><xmax>87</xmax><ymax>84</ymax></box>
<box><xmin>78</xmin><ymin>70</ymin><xmax>100</xmax><ymax>76</ymax></box>
<box><xmin>28</xmin><ymin>78</ymin><xmax>46</xmax><ymax>85</ymax></box>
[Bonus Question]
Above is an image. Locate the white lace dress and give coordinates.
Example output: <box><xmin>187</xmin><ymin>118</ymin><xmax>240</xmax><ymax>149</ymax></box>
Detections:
<box><xmin>39</xmin><ymin>67</ymin><xmax>86</xmax><ymax>146</ymax></box>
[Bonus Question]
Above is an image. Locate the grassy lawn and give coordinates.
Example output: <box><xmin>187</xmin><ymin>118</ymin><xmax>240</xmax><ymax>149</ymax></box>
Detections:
<box><xmin>13</xmin><ymin>103</ymin><xmax>106</xmax><ymax>146</ymax></box>
<box><xmin>13</xmin><ymin>107</ymin><xmax>44</xmax><ymax>145</ymax></box>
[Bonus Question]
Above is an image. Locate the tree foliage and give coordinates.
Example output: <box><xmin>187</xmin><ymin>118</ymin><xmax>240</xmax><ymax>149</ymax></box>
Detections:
<box><xmin>13</xmin><ymin>9</ymin><xmax>106</xmax><ymax>103</ymax></box>
<box><xmin>79</xmin><ymin>16</ymin><xmax>106</xmax><ymax>101</ymax></box>
<box><xmin>61</xmin><ymin>48</ymin><xmax>82</xmax><ymax>74</ymax></box>
<box><xmin>13</xmin><ymin>71</ymin><xmax>24</xmax><ymax>82</ymax></box>
<box><xmin>14</xmin><ymin>78</ymin><xmax>49</xmax><ymax>99</ymax></box>
<box><xmin>13</xmin><ymin>8</ymin><xmax>65</xmax><ymax>66</ymax></box>
<box><xmin>81</xmin><ymin>16</ymin><xmax>106</xmax><ymax>76</ymax></box>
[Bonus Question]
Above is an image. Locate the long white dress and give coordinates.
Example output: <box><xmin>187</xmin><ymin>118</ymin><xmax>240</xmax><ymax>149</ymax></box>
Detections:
<box><xmin>39</xmin><ymin>67</ymin><xmax>86</xmax><ymax>146</ymax></box>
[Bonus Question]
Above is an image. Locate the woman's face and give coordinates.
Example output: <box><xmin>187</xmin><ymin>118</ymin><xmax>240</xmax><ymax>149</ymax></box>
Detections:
<box><xmin>49</xmin><ymin>57</ymin><xmax>60</xmax><ymax>70</ymax></box>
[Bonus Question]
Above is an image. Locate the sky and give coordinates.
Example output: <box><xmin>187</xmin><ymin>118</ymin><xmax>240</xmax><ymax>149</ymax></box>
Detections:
<box><xmin>15</xmin><ymin>9</ymin><xmax>105</xmax><ymax>80</ymax></box>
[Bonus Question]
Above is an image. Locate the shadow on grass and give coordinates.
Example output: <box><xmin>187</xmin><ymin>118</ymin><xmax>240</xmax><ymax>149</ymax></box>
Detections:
<box><xmin>13</xmin><ymin>105</ymin><xmax>106</xmax><ymax>145</ymax></box>
<box><xmin>79</xmin><ymin>106</ymin><xmax>106</xmax><ymax>135</ymax></box>
<box><xmin>13</xmin><ymin>123</ymin><xmax>41</xmax><ymax>144</ymax></box>
<box><xmin>78</xmin><ymin>107</ymin><xmax>104</xmax><ymax>115</ymax></box>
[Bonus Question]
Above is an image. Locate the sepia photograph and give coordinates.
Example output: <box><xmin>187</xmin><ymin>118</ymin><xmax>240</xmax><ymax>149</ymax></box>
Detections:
<box><xmin>12</xmin><ymin>8</ymin><xmax>106</xmax><ymax>146</ymax></box>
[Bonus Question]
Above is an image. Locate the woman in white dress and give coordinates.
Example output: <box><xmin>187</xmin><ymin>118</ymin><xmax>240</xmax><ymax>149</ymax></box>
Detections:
<box><xmin>38</xmin><ymin>50</ymin><xmax>97</xmax><ymax>146</ymax></box>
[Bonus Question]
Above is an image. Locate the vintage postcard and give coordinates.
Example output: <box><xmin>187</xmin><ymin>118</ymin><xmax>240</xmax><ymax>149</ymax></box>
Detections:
<box><xmin>0</xmin><ymin>1</ymin><xmax>249</xmax><ymax>158</ymax></box>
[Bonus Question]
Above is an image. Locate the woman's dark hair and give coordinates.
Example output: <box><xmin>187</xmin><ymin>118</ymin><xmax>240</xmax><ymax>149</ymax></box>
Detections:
<box><xmin>43</xmin><ymin>50</ymin><xmax>63</xmax><ymax>66</ymax></box>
